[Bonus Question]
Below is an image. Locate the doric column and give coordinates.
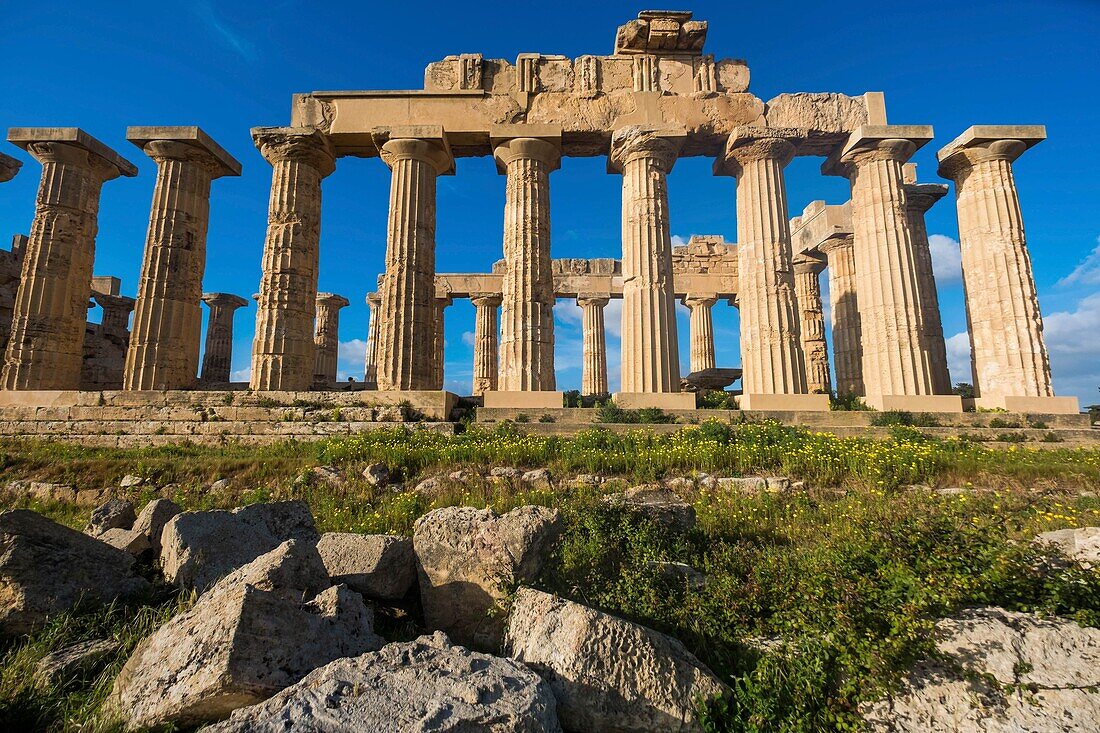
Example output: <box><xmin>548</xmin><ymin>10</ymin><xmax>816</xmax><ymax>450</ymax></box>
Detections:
<box><xmin>429</xmin><ymin>295</ymin><xmax>452</xmax><ymax>390</ymax></box>
<box><xmin>2</xmin><ymin>128</ymin><xmax>137</xmax><ymax>390</ymax></box>
<box><xmin>0</xmin><ymin>152</ymin><xmax>21</xmax><ymax>183</ymax></box>
<box><xmin>312</xmin><ymin>292</ymin><xmax>349</xmax><ymax>389</ymax></box>
<box><xmin>938</xmin><ymin>126</ymin><xmax>1068</xmax><ymax>410</ymax></box>
<box><xmin>609</xmin><ymin>126</ymin><xmax>684</xmax><ymax>394</ymax></box>
<box><xmin>493</xmin><ymin>129</ymin><xmax>560</xmax><ymax>392</ymax></box>
<box><xmin>716</xmin><ymin>128</ymin><xmax>805</xmax><ymax>396</ymax></box>
<box><xmin>200</xmin><ymin>293</ymin><xmax>247</xmax><ymax>383</ymax></box>
<box><xmin>94</xmin><ymin>292</ymin><xmax>136</xmax><ymax>338</ymax></box>
<box><xmin>577</xmin><ymin>294</ymin><xmax>610</xmax><ymax>396</ymax></box>
<box><xmin>682</xmin><ymin>294</ymin><xmax>717</xmax><ymax>374</ymax></box>
<box><xmin>363</xmin><ymin>292</ymin><xmax>381</xmax><ymax>389</ymax></box>
<box><xmin>902</xmin><ymin>164</ymin><xmax>952</xmax><ymax>394</ymax></box>
<box><xmin>819</xmin><ymin>235</ymin><xmax>864</xmax><ymax>396</ymax></box>
<box><xmin>470</xmin><ymin>293</ymin><xmax>501</xmax><ymax>396</ymax></box>
<box><xmin>250</xmin><ymin>127</ymin><xmax>335</xmax><ymax>391</ymax></box>
<box><xmin>123</xmin><ymin>128</ymin><xmax>241</xmax><ymax>390</ymax></box>
<box><xmin>792</xmin><ymin>254</ymin><xmax>831</xmax><ymax>394</ymax></box>
<box><xmin>374</xmin><ymin>130</ymin><xmax>454</xmax><ymax>391</ymax></box>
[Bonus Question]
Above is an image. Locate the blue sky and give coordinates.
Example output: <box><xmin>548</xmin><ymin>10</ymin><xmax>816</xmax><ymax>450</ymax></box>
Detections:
<box><xmin>1</xmin><ymin>1</ymin><xmax>1098</xmax><ymax>404</ymax></box>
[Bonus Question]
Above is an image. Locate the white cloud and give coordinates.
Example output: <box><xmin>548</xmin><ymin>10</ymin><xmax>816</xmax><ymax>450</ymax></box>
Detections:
<box><xmin>554</xmin><ymin>298</ymin><xmax>623</xmax><ymax>338</ymax></box>
<box><xmin>461</xmin><ymin>331</ymin><xmax>476</xmax><ymax>347</ymax></box>
<box><xmin>230</xmin><ymin>367</ymin><xmax>251</xmax><ymax>382</ymax></box>
<box><xmin>1045</xmin><ymin>292</ymin><xmax>1100</xmax><ymax>406</ymax></box>
<box><xmin>1059</xmin><ymin>236</ymin><xmax>1100</xmax><ymax>287</ymax></box>
<box><xmin>671</xmin><ymin>234</ymin><xmax>690</xmax><ymax>246</ymax></box>
<box><xmin>928</xmin><ymin>234</ymin><xmax>962</xmax><ymax>283</ymax></box>
<box><xmin>338</xmin><ymin>339</ymin><xmax>367</xmax><ymax>364</ymax></box>
<box><xmin>945</xmin><ymin>331</ymin><xmax>972</xmax><ymax>386</ymax></box>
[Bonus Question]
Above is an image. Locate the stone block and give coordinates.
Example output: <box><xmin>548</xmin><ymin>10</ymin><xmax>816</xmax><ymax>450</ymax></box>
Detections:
<box><xmin>863</xmin><ymin>394</ymin><xmax>964</xmax><ymax>413</ymax></box>
<box><xmin>612</xmin><ymin>392</ymin><xmax>696</xmax><ymax>410</ymax></box>
<box><xmin>739</xmin><ymin>393</ymin><xmax>831</xmax><ymax>411</ymax></box>
<box><xmin>483</xmin><ymin>391</ymin><xmax>564</xmax><ymax>409</ymax></box>
<box><xmin>975</xmin><ymin>395</ymin><xmax>1080</xmax><ymax>415</ymax></box>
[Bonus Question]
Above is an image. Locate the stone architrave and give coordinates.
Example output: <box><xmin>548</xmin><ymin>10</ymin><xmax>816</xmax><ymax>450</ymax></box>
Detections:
<box><xmin>2</xmin><ymin>128</ymin><xmax>137</xmax><ymax>390</ymax></box>
<box><xmin>312</xmin><ymin>293</ymin><xmax>349</xmax><ymax>389</ymax></box>
<box><xmin>363</xmin><ymin>292</ymin><xmax>381</xmax><ymax>389</ymax></box>
<box><xmin>94</xmin><ymin>292</ymin><xmax>136</xmax><ymax>338</ymax></box>
<box><xmin>902</xmin><ymin>164</ymin><xmax>952</xmax><ymax>395</ymax></box>
<box><xmin>938</xmin><ymin>126</ymin><xmax>1076</xmax><ymax>413</ymax></box>
<box><xmin>682</xmin><ymin>294</ymin><xmax>717</xmax><ymax>374</ymax></box>
<box><xmin>824</xmin><ymin>125</ymin><xmax>961</xmax><ymax>411</ymax></box>
<box><xmin>123</xmin><ymin>127</ymin><xmax>242</xmax><ymax>391</ymax></box>
<box><xmin>374</xmin><ymin>129</ymin><xmax>454</xmax><ymax>391</ymax></box>
<box><xmin>0</xmin><ymin>152</ymin><xmax>21</xmax><ymax>183</ymax></box>
<box><xmin>792</xmin><ymin>254</ymin><xmax>831</xmax><ymax>394</ymax></box>
<box><xmin>200</xmin><ymin>293</ymin><xmax>248</xmax><ymax>384</ymax></box>
<box><xmin>470</xmin><ymin>293</ymin><xmax>501</xmax><ymax>396</ymax></box>
<box><xmin>250</xmin><ymin>127</ymin><xmax>336</xmax><ymax>392</ymax></box>
<box><xmin>819</xmin><ymin>235</ymin><xmax>863</xmax><ymax>396</ymax></box>
<box><xmin>493</xmin><ymin>127</ymin><xmax>561</xmax><ymax>392</ymax></box>
<box><xmin>609</xmin><ymin>126</ymin><xmax>684</xmax><ymax>394</ymax></box>
<box><xmin>429</xmin><ymin>295</ymin><xmax>452</xmax><ymax>390</ymax></box>
<box><xmin>577</xmin><ymin>294</ymin><xmax>610</xmax><ymax>396</ymax></box>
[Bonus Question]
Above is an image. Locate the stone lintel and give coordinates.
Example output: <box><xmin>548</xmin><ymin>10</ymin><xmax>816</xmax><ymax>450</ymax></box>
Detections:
<box><xmin>489</xmin><ymin>123</ymin><xmax>563</xmax><ymax>148</ymax></box>
<box><xmin>201</xmin><ymin>292</ymin><xmax>248</xmax><ymax>309</ymax></box>
<box><xmin>864</xmin><ymin>92</ymin><xmax>888</xmax><ymax>125</ymax></box>
<box><xmin>91</xmin><ymin>275</ymin><xmax>121</xmax><ymax>296</ymax></box>
<box><xmin>791</xmin><ymin>200</ymin><xmax>852</xmax><ymax>257</ymax></box>
<box><xmin>0</xmin><ymin>151</ymin><xmax>22</xmax><ymax>182</ymax></box>
<box><xmin>936</xmin><ymin>125</ymin><xmax>1046</xmax><ymax>163</ymax></box>
<box><xmin>7</xmin><ymin>127</ymin><xmax>138</xmax><ymax>177</ymax></box>
<box><xmin>126</xmin><ymin>126</ymin><xmax>242</xmax><ymax>177</ymax></box>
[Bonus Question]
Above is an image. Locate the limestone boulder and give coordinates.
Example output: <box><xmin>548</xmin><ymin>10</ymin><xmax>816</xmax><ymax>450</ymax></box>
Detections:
<box><xmin>110</xmin><ymin>540</ymin><xmax>382</xmax><ymax>730</ymax></box>
<box><xmin>604</xmin><ymin>485</ymin><xmax>696</xmax><ymax>532</ymax></box>
<box><xmin>85</xmin><ymin>498</ymin><xmax>135</xmax><ymax>537</ymax></box>
<box><xmin>205</xmin><ymin>631</ymin><xmax>562</xmax><ymax>733</ymax></box>
<box><xmin>130</xmin><ymin>498</ymin><xmax>181</xmax><ymax>554</ymax></box>
<box><xmin>361</xmin><ymin>462</ymin><xmax>391</xmax><ymax>486</ymax></box>
<box><xmin>505</xmin><ymin>588</ymin><xmax>729</xmax><ymax>733</ymax></box>
<box><xmin>160</xmin><ymin>500</ymin><xmax>319</xmax><ymax>592</ymax></box>
<box><xmin>118</xmin><ymin>474</ymin><xmax>144</xmax><ymax>489</ymax></box>
<box><xmin>0</xmin><ymin>510</ymin><xmax>149</xmax><ymax>635</ymax></box>
<box><xmin>863</xmin><ymin>607</ymin><xmax>1100</xmax><ymax>732</ymax></box>
<box><xmin>1035</xmin><ymin>526</ymin><xmax>1100</xmax><ymax>567</ymax></box>
<box><xmin>99</xmin><ymin>527</ymin><xmax>151</xmax><ymax>556</ymax></box>
<box><xmin>413</xmin><ymin>505</ymin><xmax>563</xmax><ymax>650</ymax></box>
<box><xmin>315</xmin><ymin>532</ymin><xmax>416</xmax><ymax>600</ymax></box>
<box><xmin>35</xmin><ymin>638</ymin><xmax>121</xmax><ymax>685</ymax></box>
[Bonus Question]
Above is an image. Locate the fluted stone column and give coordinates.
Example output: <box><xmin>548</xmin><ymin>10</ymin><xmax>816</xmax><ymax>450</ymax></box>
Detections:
<box><xmin>200</xmin><ymin>293</ymin><xmax>247</xmax><ymax>383</ymax></box>
<box><xmin>792</xmin><ymin>255</ymin><xmax>831</xmax><ymax>394</ymax></box>
<box><xmin>470</xmin><ymin>293</ymin><xmax>501</xmax><ymax>396</ymax></box>
<box><xmin>123</xmin><ymin>128</ymin><xmax>241</xmax><ymax>391</ymax></box>
<box><xmin>94</xmin><ymin>292</ymin><xmax>136</xmax><ymax>338</ymax></box>
<box><xmin>430</xmin><ymin>295</ymin><xmax>452</xmax><ymax>390</ymax></box>
<box><xmin>375</xmin><ymin>132</ymin><xmax>453</xmax><ymax>391</ymax></box>
<box><xmin>938</xmin><ymin>126</ymin><xmax>1074</xmax><ymax>412</ymax></box>
<box><xmin>577</xmin><ymin>294</ymin><xmax>610</xmax><ymax>396</ymax></box>
<box><xmin>902</xmin><ymin>164</ymin><xmax>952</xmax><ymax>394</ymax></box>
<box><xmin>0</xmin><ymin>152</ymin><xmax>21</xmax><ymax>183</ymax></box>
<box><xmin>313</xmin><ymin>293</ymin><xmax>349</xmax><ymax>389</ymax></box>
<box><xmin>2</xmin><ymin>128</ymin><xmax>137</xmax><ymax>390</ymax></box>
<box><xmin>610</xmin><ymin>126</ymin><xmax>684</xmax><ymax>396</ymax></box>
<box><xmin>493</xmin><ymin>131</ymin><xmax>560</xmax><ymax>392</ymax></box>
<box><xmin>819</xmin><ymin>235</ymin><xmax>863</xmax><ymax>396</ymax></box>
<box><xmin>250</xmin><ymin>127</ymin><xmax>335</xmax><ymax>391</ymax></box>
<box><xmin>682</xmin><ymin>294</ymin><xmax>717</xmax><ymax>374</ymax></box>
<box><xmin>824</xmin><ymin>125</ymin><xmax>959</xmax><ymax>410</ymax></box>
<box><xmin>363</xmin><ymin>292</ymin><xmax>381</xmax><ymax>389</ymax></box>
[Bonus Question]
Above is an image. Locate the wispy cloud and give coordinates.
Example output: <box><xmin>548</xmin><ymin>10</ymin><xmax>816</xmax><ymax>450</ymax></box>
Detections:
<box><xmin>1059</xmin><ymin>236</ymin><xmax>1100</xmax><ymax>287</ymax></box>
<box><xmin>193</xmin><ymin>2</ymin><xmax>257</xmax><ymax>61</ymax></box>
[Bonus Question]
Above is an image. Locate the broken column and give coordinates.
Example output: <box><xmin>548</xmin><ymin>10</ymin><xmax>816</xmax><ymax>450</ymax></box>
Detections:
<box><xmin>937</xmin><ymin>125</ymin><xmax>1076</xmax><ymax>413</ymax></box>
<box><xmin>199</xmin><ymin>293</ymin><xmax>247</xmax><ymax>384</ymax></box>
<box><xmin>819</xmin><ymin>234</ymin><xmax>863</xmax><ymax>396</ymax></box>
<box><xmin>363</xmin><ymin>292</ymin><xmax>381</xmax><ymax>389</ymax></box>
<box><xmin>792</xmin><ymin>254</ymin><xmax>831</xmax><ymax>394</ymax></box>
<box><xmin>250</xmin><ymin>127</ymin><xmax>335</xmax><ymax>391</ymax></box>
<box><xmin>577</xmin><ymin>294</ymin><xmax>610</xmax><ymax>397</ymax></box>
<box><xmin>313</xmin><ymin>293</ymin><xmax>349</xmax><ymax>389</ymax></box>
<box><xmin>94</xmin><ymin>292</ymin><xmax>136</xmax><ymax>338</ymax></box>
<box><xmin>2</xmin><ymin>128</ymin><xmax>137</xmax><ymax>390</ymax></box>
<box><xmin>123</xmin><ymin>127</ymin><xmax>241</xmax><ymax>391</ymax></box>
<box><xmin>682</xmin><ymin>294</ymin><xmax>717</xmax><ymax>374</ymax></box>
<box><xmin>470</xmin><ymin>293</ymin><xmax>501</xmax><ymax>396</ymax></box>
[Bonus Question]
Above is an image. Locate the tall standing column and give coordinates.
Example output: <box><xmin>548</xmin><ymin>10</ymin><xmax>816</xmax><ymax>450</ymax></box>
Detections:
<box><xmin>792</xmin><ymin>255</ymin><xmax>831</xmax><ymax>394</ymax></box>
<box><xmin>313</xmin><ymin>293</ymin><xmax>349</xmax><ymax>389</ymax></box>
<box><xmin>493</xmin><ymin>129</ymin><xmax>560</xmax><ymax>392</ymax></box>
<box><xmin>470</xmin><ymin>293</ymin><xmax>501</xmax><ymax>396</ymax></box>
<box><xmin>819</xmin><ymin>235</ymin><xmax>863</xmax><ymax>396</ymax></box>
<box><xmin>123</xmin><ymin>128</ymin><xmax>241</xmax><ymax>391</ymax></box>
<box><xmin>610</xmin><ymin>126</ymin><xmax>684</xmax><ymax>395</ymax></box>
<box><xmin>363</xmin><ymin>292</ymin><xmax>381</xmax><ymax>389</ymax></box>
<box><xmin>429</xmin><ymin>295</ymin><xmax>452</xmax><ymax>390</ymax></box>
<box><xmin>902</xmin><ymin>164</ymin><xmax>952</xmax><ymax>394</ymax></box>
<box><xmin>682</xmin><ymin>294</ymin><xmax>717</xmax><ymax>374</ymax></box>
<box><xmin>250</xmin><ymin>127</ymin><xmax>335</xmax><ymax>391</ymax></box>
<box><xmin>577</xmin><ymin>294</ymin><xmax>610</xmax><ymax>396</ymax></box>
<box><xmin>824</xmin><ymin>125</ymin><xmax>960</xmax><ymax>411</ymax></box>
<box><xmin>374</xmin><ymin>131</ymin><xmax>453</xmax><ymax>391</ymax></box>
<box><xmin>938</xmin><ymin>126</ymin><xmax>1075</xmax><ymax>413</ymax></box>
<box><xmin>200</xmin><ymin>292</ymin><xmax>247</xmax><ymax>383</ymax></box>
<box><xmin>3</xmin><ymin>128</ymin><xmax>137</xmax><ymax>390</ymax></box>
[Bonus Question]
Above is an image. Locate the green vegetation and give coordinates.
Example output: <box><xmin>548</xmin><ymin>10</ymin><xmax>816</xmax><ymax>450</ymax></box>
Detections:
<box><xmin>697</xmin><ymin>391</ymin><xmax>738</xmax><ymax>410</ymax></box>
<box><xmin>595</xmin><ymin>402</ymin><xmax>677</xmax><ymax>424</ymax></box>
<box><xmin>869</xmin><ymin>410</ymin><xmax>941</xmax><ymax>428</ymax></box>
<box><xmin>829</xmin><ymin>392</ymin><xmax>870</xmax><ymax>411</ymax></box>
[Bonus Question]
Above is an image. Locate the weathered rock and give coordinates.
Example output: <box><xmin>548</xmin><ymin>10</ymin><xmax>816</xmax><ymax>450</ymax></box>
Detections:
<box><xmin>716</xmin><ymin>476</ymin><xmax>790</xmax><ymax>493</ymax></box>
<box><xmin>506</xmin><ymin>588</ymin><xmax>728</xmax><ymax>733</ymax></box>
<box><xmin>663</xmin><ymin>476</ymin><xmax>696</xmax><ymax>493</ymax></box>
<box><xmin>0</xmin><ymin>510</ymin><xmax>149</xmax><ymax>635</ymax></box>
<box><xmin>99</xmin><ymin>527</ymin><xmax>151</xmax><ymax>556</ymax></box>
<box><xmin>490</xmin><ymin>466</ymin><xmax>522</xmax><ymax>479</ymax></box>
<box><xmin>650</xmin><ymin>561</ymin><xmax>707</xmax><ymax>591</ymax></box>
<box><xmin>110</xmin><ymin>540</ymin><xmax>382</xmax><ymax>730</ymax></box>
<box><xmin>209</xmin><ymin>478</ymin><xmax>231</xmax><ymax>493</ymax></box>
<box><xmin>448</xmin><ymin>469</ymin><xmax>474</xmax><ymax>482</ymax></box>
<box><xmin>414</xmin><ymin>505</ymin><xmax>563</xmax><ymax>650</ymax></box>
<box><xmin>522</xmin><ymin>468</ymin><xmax>552</xmax><ymax>486</ymax></box>
<box><xmin>307</xmin><ymin>465</ymin><xmax>344</xmax><ymax>487</ymax></box>
<box><xmin>863</xmin><ymin>607</ymin><xmax>1100</xmax><ymax>732</ymax></box>
<box><xmin>85</xmin><ymin>498</ymin><xmax>136</xmax><ymax>537</ymax></box>
<box><xmin>35</xmin><ymin>638</ymin><xmax>122</xmax><ymax>685</ymax></box>
<box><xmin>361</xmin><ymin>462</ymin><xmax>390</xmax><ymax>486</ymax></box>
<box><xmin>118</xmin><ymin>474</ymin><xmax>144</xmax><ymax>489</ymax></box>
<box><xmin>572</xmin><ymin>474</ymin><xmax>603</xmax><ymax>487</ymax></box>
<box><xmin>604</xmin><ymin>485</ymin><xmax>697</xmax><ymax>532</ymax></box>
<box><xmin>414</xmin><ymin>475</ymin><xmax>445</xmax><ymax>496</ymax></box>
<box><xmin>1035</xmin><ymin>526</ymin><xmax>1100</xmax><ymax>567</ymax></box>
<box><xmin>205</xmin><ymin>631</ymin><xmax>562</xmax><ymax>733</ymax></box>
<box><xmin>316</xmin><ymin>532</ymin><xmax>416</xmax><ymax>600</ymax></box>
<box><xmin>130</xmin><ymin>498</ymin><xmax>182</xmax><ymax>554</ymax></box>
<box><xmin>160</xmin><ymin>501</ymin><xmax>319</xmax><ymax>593</ymax></box>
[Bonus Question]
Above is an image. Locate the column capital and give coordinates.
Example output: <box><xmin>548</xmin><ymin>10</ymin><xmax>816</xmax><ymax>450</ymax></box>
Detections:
<box><xmin>0</xmin><ymin>152</ymin><xmax>22</xmax><ymax>183</ymax></box>
<box><xmin>492</xmin><ymin>136</ymin><xmax>561</xmax><ymax>174</ymax></box>
<box><xmin>92</xmin><ymin>291</ymin><xmax>135</xmax><ymax>311</ymax></box>
<box><xmin>577</xmin><ymin>293</ymin><xmax>611</xmax><ymax>308</ymax></box>
<box><xmin>365</xmin><ymin>291</ymin><xmax>381</xmax><ymax>307</ymax></box>
<box><xmin>251</xmin><ymin>126</ymin><xmax>336</xmax><ymax>176</ymax></box>
<box><xmin>936</xmin><ymin>125</ymin><xmax>1045</xmax><ymax>181</ymax></box>
<box><xmin>8</xmin><ymin>127</ymin><xmax>138</xmax><ymax>180</ymax></box>
<box><xmin>682</xmin><ymin>293</ymin><xmax>718</xmax><ymax>308</ymax></box>
<box><xmin>822</xmin><ymin>124</ymin><xmax>933</xmax><ymax>178</ymax></box>
<box><xmin>792</xmin><ymin>252</ymin><xmax>827</xmax><ymax>275</ymax></box>
<box><xmin>608</xmin><ymin>125</ymin><xmax>685</xmax><ymax>174</ymax></box>
<box><xmin>128</xmin><ymin>126</ymin><xmax>242</xmax><ymax>179</ymax></box>
<box><xmin>818</xmin><ymin>232</ymin><xmax>854</xmax><ymax>257</ymax></box>
<box><xmin>376</xmin><ymin>126</ymin><xmax>454</xmax><ymax>175</ymax></box>
<box><xmin>434</xmin><ymin>294</ymin><xmax>454</xmax><ymax>309</ymax></box>
<box><xmin>904</xmin><ymin>182</ymin><xmax>948</xmax><ymax>215</ymax></box>
<box><xmin>470</xmin><ymin>292</ymin><xmax>503</xmax><ymax>308</ymax></box>
<box><xmin>316</xmin><ymin>292</ymin><xmax>350</xmax><ymax>309</ymax></box>
<box><xmin>201</xmin><ymin>292</ymin><xmax>248</xmax><ymax>310</ymax></box>
<box><xmin>714</xmin><ymin>126</ymin><xmax>803</xmax><ymax>177</ymax></box>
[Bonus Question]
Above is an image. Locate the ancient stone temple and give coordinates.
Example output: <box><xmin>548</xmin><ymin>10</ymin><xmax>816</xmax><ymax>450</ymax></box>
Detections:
<box><xmin>0</xmin><ymin>10</ymin><xmax>1081</xmax><ymax>421</ymax></box>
